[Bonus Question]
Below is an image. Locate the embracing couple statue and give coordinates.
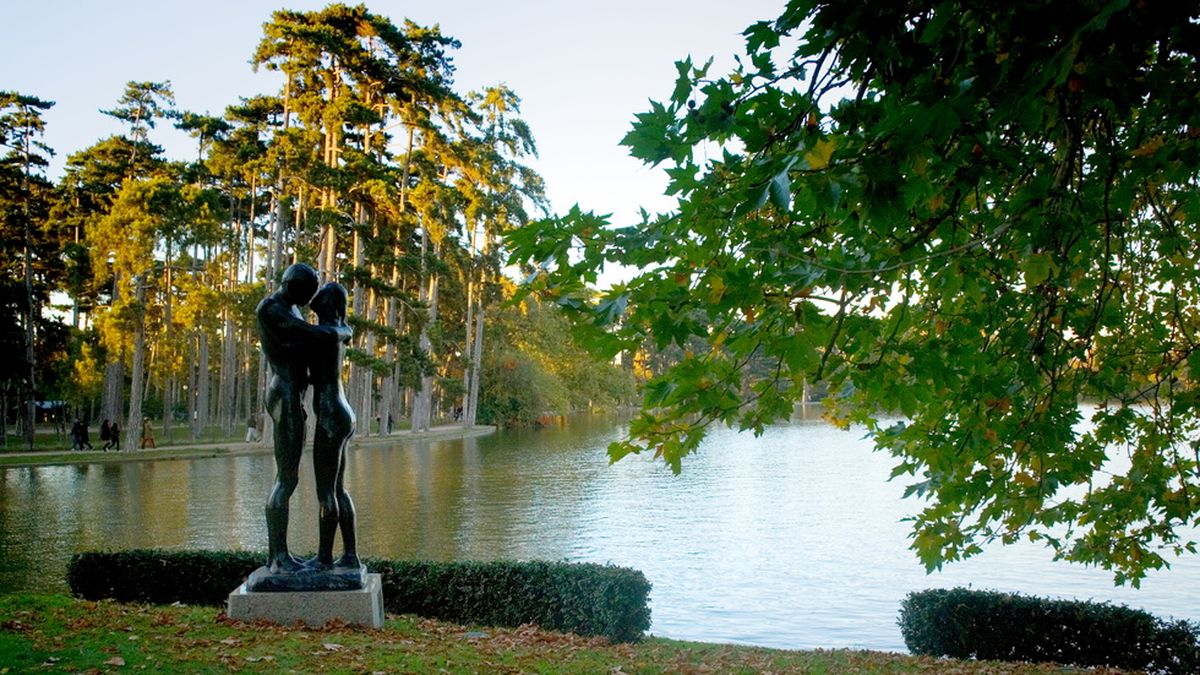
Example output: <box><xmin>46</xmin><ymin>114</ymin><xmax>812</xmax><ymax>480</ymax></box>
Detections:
<box><xmin>251</xmin><ymin>263</ymin><xmax>361</xmax><ymax>591</ymax></box>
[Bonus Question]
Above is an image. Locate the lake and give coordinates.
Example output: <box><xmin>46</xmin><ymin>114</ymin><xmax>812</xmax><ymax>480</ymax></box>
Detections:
<box><xmin>1</xmin><ymin>410</ymin><xmax>1197</xmax><ymax>652</ymax></box>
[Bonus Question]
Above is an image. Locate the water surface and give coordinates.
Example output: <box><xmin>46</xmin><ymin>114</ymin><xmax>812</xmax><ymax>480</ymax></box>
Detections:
<box><xmin>1</xmin><ymin>412</ymin><xmax>1196</xmax><ymax>651</ymax></box>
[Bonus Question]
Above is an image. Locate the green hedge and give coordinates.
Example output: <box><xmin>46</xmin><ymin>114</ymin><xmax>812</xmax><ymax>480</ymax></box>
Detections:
<box><xmin>67</xmin><ymin>550</ymin><xmax>651</xmax><ymax>643</ymax></box>
<box><xmin>899</xmin><ymin>588</ymin><xmax>1200</xmax><ymax>673</ymax></box>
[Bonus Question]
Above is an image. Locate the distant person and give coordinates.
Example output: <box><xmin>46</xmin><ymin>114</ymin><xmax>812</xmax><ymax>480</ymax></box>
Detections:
<box><xmin>99</xmin><ymin>419</ymin><xmax>112</xmax><ymax>452</ymax></box>
<box><xmin>69</xmin><ymin>420</ymin><xmax>82</xmax><ymax>451</ymax></box>
<box><xmin>245</xmin><ymin>417</ymin><xmax>260</xmax><ymax>443</ymax></box>
<box><xmin>141</xmin><ymin>417</ymin><xmax>156</xmax><ymax>449</ymax></box>
<box><xmin>78</xmin><ymin>420</ymin><xmax>93</xmax><ymax>451</ymax></box>
<box><xmin>110</xmin><ymin>420</ymin><xmax>121</xmax><ymax>451</ymax></box>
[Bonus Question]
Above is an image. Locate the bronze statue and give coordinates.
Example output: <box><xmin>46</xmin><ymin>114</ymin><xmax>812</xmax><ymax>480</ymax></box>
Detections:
<box><xmin>252</xmin><ymin>264</ymin><xmax>361</xmax><ymax>591</ymax></box>
<box><xmin>308</xmin><ymin>282</ymin><xmax>359</xmax><ymax>570</ymax></box>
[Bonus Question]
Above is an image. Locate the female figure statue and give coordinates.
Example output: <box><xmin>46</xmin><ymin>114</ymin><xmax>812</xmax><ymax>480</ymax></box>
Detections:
<box><xmin>308</xmin><ymin>282</ymin><xmax>360</xmax><ymax>570</ymax></box>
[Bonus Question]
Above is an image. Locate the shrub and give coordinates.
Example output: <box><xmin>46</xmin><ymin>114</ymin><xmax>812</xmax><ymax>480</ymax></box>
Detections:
<box><xmin>68</xmin><ymin>550</ymin><xmax>258</xmax><ymax>607</ymax></box>
<box><xmin>67</xmin><ymin>550</ymin><xmax>651</xmax><ymax>642</ymax></box>
<box><xmin>376</xmin><ymin>559</ymin><xmax>651</xmax><ymax>643</ymax></box>
<box><xmin>899</xmin><ymin>587</ymin><xmax>1200</xmax><ymax>673</ymax></box>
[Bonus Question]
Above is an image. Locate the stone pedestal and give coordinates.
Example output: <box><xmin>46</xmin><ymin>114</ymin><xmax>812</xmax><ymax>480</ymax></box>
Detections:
<box><xmin>246</xmin><ymin>563</ymin><xmax>367</xmax><ymax>592</ymax></box>
<box><xmin>227</xmin><ymin>573</ymin><xmax>384</xmax><ymax>628</ymax></box>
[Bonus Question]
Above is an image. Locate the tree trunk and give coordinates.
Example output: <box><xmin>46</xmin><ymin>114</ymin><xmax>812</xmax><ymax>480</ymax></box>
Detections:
<box><xmin>22</xmin><ymin>190</ymin><xmax>36</xmax><ymax>451</ymax></box>
<box><xmin>377</xmin><ymin>260</ymin><xmax>399</xmax><ymax>436</ymax></box>
<box><xmin>194</xmin><ymin>329</ymin><xmax>209</xmax><ymax>439</ymax></box>
<box><xmin>465</xmin><ymin>302</ymin><xmax>484</xmax><ymax>428</ymax></box>
<box><xmin>161</xmin><ymin>248</ymin><xmax>173</xmax><ymax>441</ymax></box>
<box><xmin>348</xmin><ymin>206</ymin><xmax>367</xmax><ymax>433</ymax></box>
<box><xmin>358</xmin><ymin>287</ymin><xmax>377</xmax><ymax>434</ymax></box>
<box><xmin>124</xmin><ymin>275</ymin><xmax>147</xmax><ymax>451</ymax></box>
<box><xmin>219</xmin><ymin>312</ymin><xmax>237</xmax><ymax>435</ymax></box>
<box><xmin>101</xmin><ymin>273</ymin><xmax>125</xmax><ymax>426</ymax></box>
<box><xmin>414</xmin><ymin>233</ymin><xmax>439</xmax><ymax>433</ymax></box>
<box><xmin>461</xmin><ymin>273</ymin><xmax>475</xmax><ymax>427</ymax></box>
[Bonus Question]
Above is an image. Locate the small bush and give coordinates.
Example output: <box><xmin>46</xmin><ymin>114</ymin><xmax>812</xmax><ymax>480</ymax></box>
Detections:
<box><xmin>376</xmin><ymin>559</ymin><xmax>651</xmax><ymax>643</ymax></box>
<box><xmin>67</xmin><ymin>550</ymin><xmax>651</xmax><ymax>642</ymax></box>
<box><xmin>899</xmin><ymin>587</ymin><xmax>1200</xmax><ymax>673</ymax></box>
<box><xmin>68</xmin><ymin>550</ymin><xmax>259</xmax><ymax>607</ymax></box>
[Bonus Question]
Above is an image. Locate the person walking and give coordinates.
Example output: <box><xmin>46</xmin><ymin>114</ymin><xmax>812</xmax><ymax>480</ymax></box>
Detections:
<box><xmin>78</xmin><ymin>420</ymin><xmax>94</xmax><ymax>451</ymax></box>
<box><xmin>100</xmin><ymin>419</ymin><xmax>112</xmax><ymax>452</ymax></box>
<box><xmin>110</xmin><ymin>420</ymin><xmax>121</xmax><ymax>451</ymax></box>
<box><xmin>140</xmin><ymin>417</ymin><xmax>156</xmax><ymax>449</ymax></box>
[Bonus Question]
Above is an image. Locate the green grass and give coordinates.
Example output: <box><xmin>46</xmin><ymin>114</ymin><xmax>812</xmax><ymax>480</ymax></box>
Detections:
<box><xmin>0</xmin><ymin>594</ymin><xmax>1125</xmax><ymax>673</ymax></box>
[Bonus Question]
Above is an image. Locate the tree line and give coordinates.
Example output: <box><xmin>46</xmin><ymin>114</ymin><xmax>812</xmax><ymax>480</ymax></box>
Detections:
<box><xmin>0</xmin><ymin>3</ymin><xmax>634</xmax><ymax>451</ymax></box>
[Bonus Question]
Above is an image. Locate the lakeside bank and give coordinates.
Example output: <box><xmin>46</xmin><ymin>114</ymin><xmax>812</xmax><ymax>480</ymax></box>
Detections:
<box><xmin>0</xmin><ymin>424</ymin><xmax>496</xmax><ymax>469</ymax></box>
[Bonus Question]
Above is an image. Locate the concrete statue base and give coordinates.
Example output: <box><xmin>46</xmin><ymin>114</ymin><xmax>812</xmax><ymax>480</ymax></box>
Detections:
<box><xmin>227</xmin><ymin>572</ymin><xmax>384</xmax><ymax>628</ymax></box>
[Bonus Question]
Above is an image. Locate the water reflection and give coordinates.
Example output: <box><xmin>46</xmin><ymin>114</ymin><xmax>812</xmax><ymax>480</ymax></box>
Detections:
<box><xmin>1</xmin><ymin>413</ymin><xmax>1197</xmax><ymax>652</ymax></box>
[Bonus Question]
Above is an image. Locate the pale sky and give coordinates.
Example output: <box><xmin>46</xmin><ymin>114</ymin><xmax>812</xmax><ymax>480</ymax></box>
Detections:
<box><xmin>2</xmin><ymin>0</ymin><xmax>785</xmax><ymax>226</ymax></box>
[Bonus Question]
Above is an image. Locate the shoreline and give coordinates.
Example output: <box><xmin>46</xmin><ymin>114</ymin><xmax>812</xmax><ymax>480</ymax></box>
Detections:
<box><xmin>0</xmin><ymin>424</ymin><xmax>497</xmax><ymax>469</ymax></box>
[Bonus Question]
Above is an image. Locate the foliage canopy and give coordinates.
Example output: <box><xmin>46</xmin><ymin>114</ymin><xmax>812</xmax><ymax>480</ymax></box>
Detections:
<box><xmin>510</xmin><ymin>0</ymin><xmax>1200</xmax><ymax>583</ymax></box>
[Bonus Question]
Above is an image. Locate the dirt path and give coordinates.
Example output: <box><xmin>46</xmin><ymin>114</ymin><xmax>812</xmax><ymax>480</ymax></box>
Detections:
<box><xmin>0</xmin><ymin>425</ymin><xmax>496</xmax><ymax>468</ymax></box>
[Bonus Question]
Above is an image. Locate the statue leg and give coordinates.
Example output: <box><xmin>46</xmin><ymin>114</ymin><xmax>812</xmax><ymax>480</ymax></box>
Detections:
<box><xmin>266</xmin><ymin>386</ymin><xmax>305</xmax><ymax>573</ymax></box>
<box><xmin>334</xmin><ymin>442</ymin><xmax>359</xmax><ymax>569</ymax></box>
<box><xmin>312</xmin><ymin>422</ymin><xmax>339</xmax><ymax>568</ymax></box>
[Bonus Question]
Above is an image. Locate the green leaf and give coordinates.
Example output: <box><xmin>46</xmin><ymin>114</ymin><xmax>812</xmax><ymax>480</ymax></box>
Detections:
<box><xmin>767</xmin><ymin>168</ymin><xmax>791</xmax><ymax>211</ymax></box>
<box><xmin>671</xmin><ymin>57</ymin><xmax>693</xmax><ymax>105</ymax></box>
<box><xmin>1022</xmin><ymin>253</ymin><xmax>1053</xmax><ymax>287</ymax></box>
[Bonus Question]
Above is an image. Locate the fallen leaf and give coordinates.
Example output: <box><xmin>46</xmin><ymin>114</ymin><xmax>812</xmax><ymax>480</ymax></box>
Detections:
<box><xmin>105</xmin><ymin>656</ymin><xmax>126</xmax><ymax>666</ymax></box>
<box><xmin>323</xmin><ymin>642</ymin><xmax>343</xmax><ymax>651</ymax></box>
<box><xmin>219</xmin><ymin>637</ymin><xmax>239</xmax><ymax>646</ymax></box>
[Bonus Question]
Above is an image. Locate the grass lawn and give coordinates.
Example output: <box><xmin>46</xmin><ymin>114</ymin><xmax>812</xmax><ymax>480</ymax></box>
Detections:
<box><xmin>0</xmin><ymin>595</ymin><xmax>1124</xmax><ymax>673</ymax></box>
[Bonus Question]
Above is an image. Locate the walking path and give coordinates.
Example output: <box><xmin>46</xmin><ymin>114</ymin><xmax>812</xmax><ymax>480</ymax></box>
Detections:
<box><xmin>0</xmin><ymin>424</ymin><xmax>496</xmax><ymax>469</ymax></box>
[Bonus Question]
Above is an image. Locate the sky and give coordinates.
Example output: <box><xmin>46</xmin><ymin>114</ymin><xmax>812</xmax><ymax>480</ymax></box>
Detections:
<box><xmin>1</xmin><ymin>0</ymin><xmax>785</xmax><ymax>227</ymax></box>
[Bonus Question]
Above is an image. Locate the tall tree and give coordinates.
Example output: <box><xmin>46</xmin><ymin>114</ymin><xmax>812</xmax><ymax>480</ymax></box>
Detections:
<box><xmin>94</xmin><ymin>81</ymin><xmax>176</xmax><ymax>428</ymax></box>
<box><xmin>511</xmin><ymin>0</ymin><xmax>1200</xmax><ymax>584</ymax></box>
<box><xmin>90</xmin><ymin>175</ymin><xmax>167</xmax><ymax>450</ymax></box>
<box><xmin>0</xmin><ymin>92</ymin><xmax>55</xmax><ymax>449</ymax></box>
<box><xmin>459</xmin><ymin>85</ymin><xmax>546</xmax><ymax>427</ymax></box>
<box><xmin>254</xmin><ymin>3</ymin><xmax>461</xmax><ymax>434</ymax></box>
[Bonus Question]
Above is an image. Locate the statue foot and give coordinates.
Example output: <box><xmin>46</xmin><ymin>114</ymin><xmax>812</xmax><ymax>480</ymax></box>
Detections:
<box><xmin>267</xmin><ymin>553</ymin><xmax>306</xmax><ymax>574</ymax></box>
<box><xmin>334</xmin><ymin>553</ymin><xmax>361</xmax><ymax>569</ymax></box>
<box><xmin>302</xmin><ymin>555</ymin><xmax>333</xmax><ymax>572</ymax></box>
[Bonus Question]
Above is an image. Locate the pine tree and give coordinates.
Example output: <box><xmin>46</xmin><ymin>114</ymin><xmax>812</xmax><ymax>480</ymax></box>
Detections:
<box><xmin>0</xmin><ymin>92</ymin><xmax>55</xmax><ymax>449</ymax></box>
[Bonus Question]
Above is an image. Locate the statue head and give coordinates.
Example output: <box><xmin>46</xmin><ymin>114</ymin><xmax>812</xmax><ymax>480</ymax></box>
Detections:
<box><xmin>279</xmin><ymin>263</ymin><xmax>320</xmax><ymax>307</ymax></box>
<box><xmin>310</xmin><ymin>282</ymin><xmax>348</xmax><ymax>324</ymax></box>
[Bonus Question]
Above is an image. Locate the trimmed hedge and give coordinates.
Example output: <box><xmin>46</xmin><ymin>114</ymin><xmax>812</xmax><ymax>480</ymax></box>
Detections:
<box><xmin>67</xmin><ymin>550</ymin><xmax>651</xmax><ymax>643</ymax></box>
<box><xmin>899</xmin><ymin>588</ymin><xmax>1200</xmax><ymax>673</ymax></box>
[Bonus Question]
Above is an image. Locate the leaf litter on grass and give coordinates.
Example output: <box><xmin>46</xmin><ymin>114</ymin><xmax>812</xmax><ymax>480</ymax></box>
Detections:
<box><xmin>0</xmin><ymin>595</ymin><xmax>1137</xmax><ymax>674</ymax></box>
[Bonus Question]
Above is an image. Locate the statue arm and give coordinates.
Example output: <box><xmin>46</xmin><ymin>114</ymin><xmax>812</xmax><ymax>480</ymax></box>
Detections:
<box><xmin>260</xmin><ymin>299</ymin><xmax>351</xmax><ymax>345</ymax></box>
<box><xmin>333</xmin><ymin>322</ymin><xmax>352</xmax><ymax>344</ymax></box>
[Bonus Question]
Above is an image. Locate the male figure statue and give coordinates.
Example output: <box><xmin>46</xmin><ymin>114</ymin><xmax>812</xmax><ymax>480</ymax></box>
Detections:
<box><xmin>256</xmin><ymin>263</ymin><xmax>351</xmax><ymax>574</ymax></box>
